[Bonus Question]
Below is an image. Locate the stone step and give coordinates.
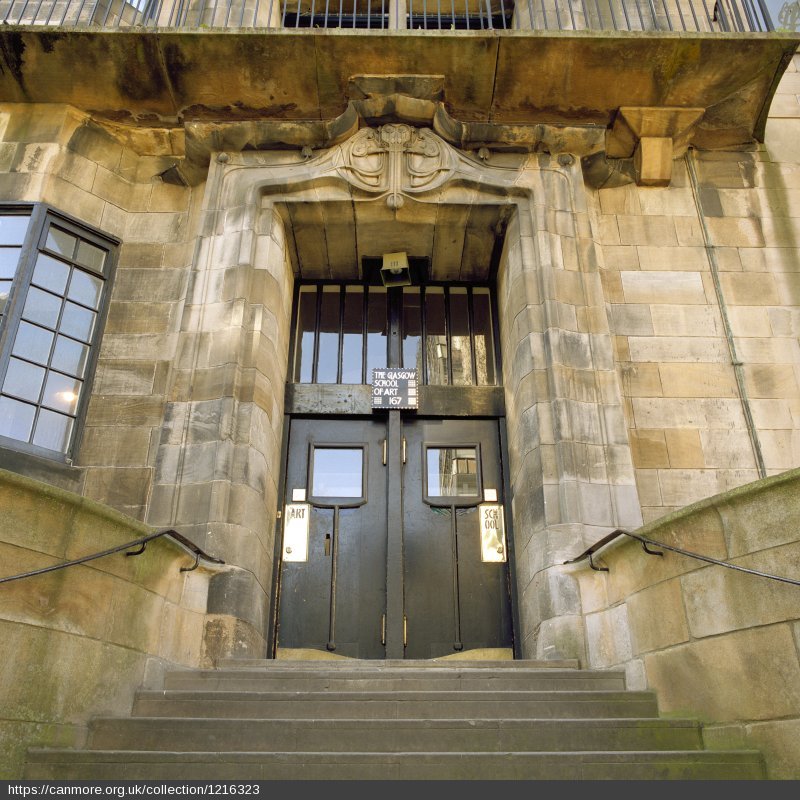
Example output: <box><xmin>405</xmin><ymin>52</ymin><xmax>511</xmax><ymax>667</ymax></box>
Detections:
<box><xmin>220</xmin><ymin>659</ymin><xmax>581</xmax><ymax>670</ymax></box>
<box><xmin>87</xmin><ymin>717</ymin><xmax>704</xmax><ymax>752</ymax></box>
<box><xmin>133</xmin><ymin>689</ymin><xmax>660</xmax><ymax>719</ymax></box>
<box><xmin>163</xmin><ymin>667</ymin><xmax>626</xmax><ymax>693</ymax></box>
<box><xmin>24</xmin><ymin>750</ymin><xmax>767</xmax><ymax>780</ymax></box>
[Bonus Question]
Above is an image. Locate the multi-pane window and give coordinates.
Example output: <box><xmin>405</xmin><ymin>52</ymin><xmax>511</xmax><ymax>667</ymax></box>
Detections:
<box><xmin>0</xmin><ymin>206</ymin><xmax>117</xmax><ymax>460</ymax></box>
<box><xmin>292</xmin><ymin>282</ymin><xmax>497</xmax><ymax>387</ymax></box>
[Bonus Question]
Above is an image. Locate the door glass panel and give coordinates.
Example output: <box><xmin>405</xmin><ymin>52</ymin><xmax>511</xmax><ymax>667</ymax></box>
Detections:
<box><xmin>402</xmin><ymin>287</ymin><xmax>422</xmax><ymax>372</ymax></box>
<box><xmin>425</xmin><ymin>287</ymin><xmax>449</xmax><ymax>385</ymax></box>
<box><xmin>365</xmin><ymin>287</ymin><xmax>387</xmax><ymax>381</ymax></box>
<box><xmin>341</xmin><ymin>285</ymin><xmax>364</xmax><ymax>383</ymax></box>
<box><xmin>316</xmin><ymin>286</ymin><xmax>340</xmax><ymax>384</ymax></box>
<box><xmin>426</xmin><ymin>446</ymin><xmax>479</xmax><ymax>498</ymax></box>
<box><xmin>473</xmin><ymin>288</ymin><xmax>496</xmax><ymax>386</ymax></box>
<box><xmin>449</xmin><ymin>287</ymin><xmax>473</xmax><ymax>386</ymax></box>
<box><xmin>294</xmin><ymin>286</ymin><xmax>317</xmax><ymax>383</ymax></box>
<box><xmin>311</xmin><ymin>447</ymin><xmax>364</xmax><ymax>499</ymax></box>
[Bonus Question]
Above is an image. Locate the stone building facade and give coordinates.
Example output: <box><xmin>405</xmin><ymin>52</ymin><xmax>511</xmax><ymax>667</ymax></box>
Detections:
<box><xmin>1</xmin><ymin>5</ymin><xmax>800</xmax><ymax>778</ymax></box>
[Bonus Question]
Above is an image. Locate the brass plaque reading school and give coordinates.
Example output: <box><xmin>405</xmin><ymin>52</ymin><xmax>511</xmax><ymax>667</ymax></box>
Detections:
<box><xmin>371</xmin><ymin>368</ymin><xmax>418</xmax><ymax>410</ymax></box>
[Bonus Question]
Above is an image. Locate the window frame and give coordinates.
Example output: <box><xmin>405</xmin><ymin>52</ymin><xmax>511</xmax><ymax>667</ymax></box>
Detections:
<box><xmin>289</xmin><ymin>279</ymin><xmax>499</xmax><ymax>389</ymax></box>
<box><xmin>0</xmin><ymin>203</ymin><xmax>119</xmax><ymax>465</ymax></box>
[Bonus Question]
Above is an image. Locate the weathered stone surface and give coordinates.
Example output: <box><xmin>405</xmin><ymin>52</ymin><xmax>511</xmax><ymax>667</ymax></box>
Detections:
<box><xmin>627</xmin><ymin>578</ymin><xmax>689</xmax><ymax>655</ymax></box>
<box><xmin>0</xmin><ymin>467</ymin><xmax>219</xmax><ymax>778</ymax></box>
<box><xmin>585</xmin><ymin>604</ymin><xmax>632</xmax><ymax>669</ymax></box>
<box><xmin>644</xmin><ymin>625</ymin><xmax>800</xmax><ymax>722</ymax></box>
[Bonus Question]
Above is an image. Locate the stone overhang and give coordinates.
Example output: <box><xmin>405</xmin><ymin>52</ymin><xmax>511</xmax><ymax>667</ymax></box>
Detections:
<box><xmin>0</xmin><ymin>27</ymin><xmax>797</xmax><ymax>183</ymax></box>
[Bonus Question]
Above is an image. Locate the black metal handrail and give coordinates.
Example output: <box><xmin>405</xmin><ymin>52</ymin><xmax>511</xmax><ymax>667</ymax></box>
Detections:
<box><xmin>564</xmin><ymin>527</ymin><xmax>800</xmax><ymax>586</ymax></box>
<box><xmin>0</xmin><ymin>528</ymin><xmax>225</xmax><ymax>585</ymax></box>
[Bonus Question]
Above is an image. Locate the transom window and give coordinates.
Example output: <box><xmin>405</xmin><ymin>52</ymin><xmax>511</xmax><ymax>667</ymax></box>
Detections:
<box><xmin>292</xmin><ymin>282</ymin><xmax>497</xmax><ymax>387</ymax></box>
<box><xmin>0</xmin><ymin>206</ymin><xmax>117</xmax><ymax>461</ymax></box>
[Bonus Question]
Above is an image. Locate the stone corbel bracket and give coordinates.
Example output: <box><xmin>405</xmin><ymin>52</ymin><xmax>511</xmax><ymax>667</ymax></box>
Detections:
<box><xmin>606</xmin><ymin>107</ymin><xmax>705</xmax><ymax>187</ymax></box>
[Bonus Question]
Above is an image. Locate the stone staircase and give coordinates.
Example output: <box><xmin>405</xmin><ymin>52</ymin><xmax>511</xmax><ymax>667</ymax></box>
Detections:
<box><xmin>25</xmin><ymin>660</ymin><xmax>766</xmax><ymax>779</ymax></box>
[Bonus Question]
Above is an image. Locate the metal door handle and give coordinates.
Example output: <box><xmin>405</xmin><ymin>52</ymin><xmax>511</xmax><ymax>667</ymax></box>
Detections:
<box><xmin>381</xmin><ymin>614</ymin><xmax>386</xmax><ymax>646</ymax></box>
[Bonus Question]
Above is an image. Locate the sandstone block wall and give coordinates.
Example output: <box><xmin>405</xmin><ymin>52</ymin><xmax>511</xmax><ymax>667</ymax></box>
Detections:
<box><xmin>0</xmin><ymin>468</ymin><xmax>215</xmax><ymax>779</ymax></box>
<box><xmin>569</xmin><ymin>467</ymin><xmax>800</xmax><ymax>778</ymax></box>
<box><xmin>590</xmin><ymin>54</ymin><xmax>800</xmax><ymax>524</ymax></box>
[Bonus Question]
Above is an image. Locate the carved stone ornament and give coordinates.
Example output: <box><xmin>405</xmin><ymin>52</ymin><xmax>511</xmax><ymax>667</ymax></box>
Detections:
<box><xmin>337</xmin><ymin>124</ymin><xmax>455</xmax><ymax>208</ymax></box>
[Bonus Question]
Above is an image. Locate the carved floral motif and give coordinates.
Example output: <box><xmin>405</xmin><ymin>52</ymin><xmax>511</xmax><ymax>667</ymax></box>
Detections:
<box><xmin>338</xmin><ymin>124</ymin><xmax>454</xmax><ymax>208</ymax></box>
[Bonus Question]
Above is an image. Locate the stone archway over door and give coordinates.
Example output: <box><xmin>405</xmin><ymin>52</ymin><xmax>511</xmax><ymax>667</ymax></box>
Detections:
<box><xmin>179</xmin><ymin>124</ymin><xmax>642</xmax><ymax>663</ymax></box>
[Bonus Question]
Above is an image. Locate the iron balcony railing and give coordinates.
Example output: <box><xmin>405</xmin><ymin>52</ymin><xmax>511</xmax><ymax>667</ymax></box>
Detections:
<box><xmin>0</xmin><ymin>0</ymin><xmax>783</xmax><ymax>32</ymax></box>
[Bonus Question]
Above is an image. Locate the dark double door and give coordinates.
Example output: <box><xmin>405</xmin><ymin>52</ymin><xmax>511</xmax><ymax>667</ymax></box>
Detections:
<box><xmin>276</xmin><ymin>416</ymin><xmax>513</xmax><ymax>659</ymax></box>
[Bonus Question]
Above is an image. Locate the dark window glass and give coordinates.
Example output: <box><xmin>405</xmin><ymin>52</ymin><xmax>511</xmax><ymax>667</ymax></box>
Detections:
<box><xmin>366</xmin><ymin>287</ymin><xmax>387</xmax><ymax>381</ymax></box>
<box><xmin>289</xmin><ymin>282</ymin><xmax>497</xmax><ymax>388</ymax></box>
<box><xmin>426</xmin><ymin>446</ymin><xmax>479</xmax><ymax>497</ymax></box>
<box><xmin>473</xmin><ymin>288</ymin><xmax>496</xmax><ymax>386</ymax></box>
<box><xmin>425</xmin><ymin>287</ymin><xmax>448</xmax><ymax>385</ymax></box>
<box><xmin>341</xmin><ymin>286</ymin><xmax>364</xmax><ymax>383</ymax></box>
<box><xmin>449</xmin><ymin>287</ymin><xmax>473</xmax><ymax>386</ymax></box>
<box><xmin>402</xmin><ymin>287</ymin><xmax>422</xmax><ymax>373</ymax></box>
<box><xmin>316</xmin><ymin>286</ymin><xmax>340</xmax><ymax>384</ymax></box>
<box><xmin>294</xmin><ymin>286</ymin><xmax>317</xmax><ymax>383</ymax></box>
<box><xmin>311</xmin><ymin>447</ymin><xmax>363</xmax><ymax>498</ymax></box>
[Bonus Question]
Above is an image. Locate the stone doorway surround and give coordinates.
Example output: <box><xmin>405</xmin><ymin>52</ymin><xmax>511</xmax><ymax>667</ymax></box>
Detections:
<box><xmin>150</xmin><ymin>121</ymin><xmax>643</xmax><ymax>665</ymax></box>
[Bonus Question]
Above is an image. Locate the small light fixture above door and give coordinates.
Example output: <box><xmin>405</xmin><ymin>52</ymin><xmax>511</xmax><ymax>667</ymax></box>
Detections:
<box><xmin>380</xmin><ymin>251</ymin><xmax>413</xmax><ymax>288</ymax></box>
